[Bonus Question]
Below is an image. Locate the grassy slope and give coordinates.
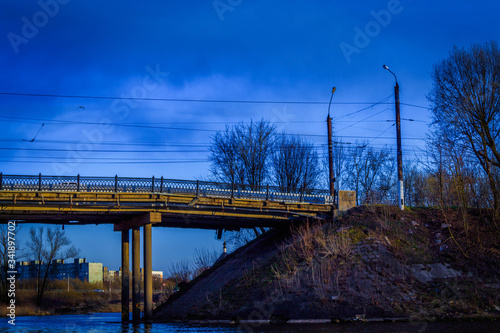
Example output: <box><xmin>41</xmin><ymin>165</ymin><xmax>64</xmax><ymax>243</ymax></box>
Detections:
<box><xmin>155</xmin><ymin>205</ymin><xmax>500</xmax><ymax>322</ymax></box>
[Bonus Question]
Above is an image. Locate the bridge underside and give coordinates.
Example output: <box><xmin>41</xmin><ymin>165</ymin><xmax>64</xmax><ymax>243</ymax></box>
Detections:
<box><xmin>0</xmin><ymin>190</ymin><xmax>332</xmax><ymax>229</ymax></box>
<box><xmin>0</xmin><ymin>212</ymin><xmax>309</xmax><ymax>230</ymax></box>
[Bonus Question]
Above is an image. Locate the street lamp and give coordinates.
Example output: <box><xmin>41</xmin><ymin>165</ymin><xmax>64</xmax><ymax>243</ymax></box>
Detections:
<box><xmin>383</xmin><ymin>65</ymin><xmax>404</xmax><ymax>210</ymax></box>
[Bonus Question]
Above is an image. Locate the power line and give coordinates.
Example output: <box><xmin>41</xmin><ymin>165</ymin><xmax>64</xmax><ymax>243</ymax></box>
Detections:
<box><xmin>0</xmin><ymin>138</ymin><xmax>425</xmax><ymax>150</ymax></box>
<box><xmin>289</xmin><ymin>133</ymin><xmax>426</xmax><ymax>140</ymax></box>
<box><xmin>0</xmin><ymin>147</ymin><xmax>208</xmax><ymax>153</ymax></box>
<box><xmin>334</xmin><ymin>119</ymin><xmax>428</xmax><ymax>123</ymax></box>
<box><xmin>401</xmin><ymin>103</ymin><xmax>430</xmax><ymax>110</ymax></box>
<box><xmin>0</xmin><ymin>121</ymin><xmax>428</xmax><ymax>142</ymax></box>
<box><xmin>0</xmin><ymin>159</ymin><xmax>209</xmax><ymax>164</ymax></box>
<box><xmin>336</xmin><ymin>108</ymin><xmax>391</xmax><ymax>133</ymax></box>
<box><xmin>0</xmin><ymin>155</ymin><xmax>208</xmax><ymax>161</ymax></box>
<box><xmin>0</xmin><ymin>138</ymin><xmax>210</xmax><ymax>148</ymax></box>
<box><xmin>364</xmin><ymin>124</ymin><xmax>396</xmax><ymax>147</ymax></box>
<box><xmin>332</xmin><ymin>95</ymin><xmax>392</xmax><ymax>120</ymax></box>
<box><xmin>0</xmin><ymin>91</ymin><xmax>430</xmax><ymax>108</ymax></box>
<box><xmin>0</xmin><ymin>115</ymin><xmax>428</xmax><ymax>132</ymax></box>
<box><xmin>0</xmin><ymin>116</ymin><xmax>214</xmax><ymax>133</ymax></box>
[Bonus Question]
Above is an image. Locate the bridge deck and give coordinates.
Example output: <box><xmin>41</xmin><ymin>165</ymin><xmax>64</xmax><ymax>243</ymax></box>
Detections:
<box><xmin>0</xmin><ymin>174</ymin><xmax>336</xmax><ymax>229</ymax></box>
<box><xmin>0</xmin><ymin>190</ymin><xmax>333</xmax><ymax>229</ymax></box>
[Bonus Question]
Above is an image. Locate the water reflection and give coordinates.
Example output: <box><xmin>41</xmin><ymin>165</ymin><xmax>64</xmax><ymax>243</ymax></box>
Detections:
<box><xmin>0</xmin><ymin>313</ymin><xmax>498</xmax><ymax>333</ymax></box>
<box><xmin>119</xmin><ymin>322</ymin><xmax>152</xmax><ymax>333</ymax></box>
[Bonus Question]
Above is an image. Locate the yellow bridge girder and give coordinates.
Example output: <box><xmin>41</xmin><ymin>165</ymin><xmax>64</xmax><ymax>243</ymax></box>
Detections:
<box><xmin>0</xmin><ymin>190</ymin><xmax>334</xmax><ymax>229</ymax></box>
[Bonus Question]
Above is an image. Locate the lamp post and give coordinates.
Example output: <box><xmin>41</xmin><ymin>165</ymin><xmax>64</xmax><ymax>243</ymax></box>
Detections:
<box><xmin>327</xmin><ymin>87</ymin><xmax>336</xmax><ymax>199</ymax></box>
<box><xmin>64</xmin><ymin>272</ymin><xmax>69</xmax><ymax>292</ymax></box>
<box><xmin>383</xmin><ymin>65</ymin><xmax>404</xmax><ymax>210</ymax></box>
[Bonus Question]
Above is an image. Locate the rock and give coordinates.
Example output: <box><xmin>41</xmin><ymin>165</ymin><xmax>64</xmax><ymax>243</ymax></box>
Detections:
<box><xmin>408</xmin><ymin>263</ymin><xmax>464</xmax><ymax>283</ymax></box>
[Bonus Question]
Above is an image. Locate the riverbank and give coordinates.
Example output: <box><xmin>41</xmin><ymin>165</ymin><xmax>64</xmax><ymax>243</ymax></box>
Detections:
<box><xmin>0</xmin><ymin>290</ymin><xmax>121</xmax><ymax>316</ymax></box>
<box><xmin>154</xmin><ymin>205</ymin><xmax>500</xmax><ymax>323</ymax></box>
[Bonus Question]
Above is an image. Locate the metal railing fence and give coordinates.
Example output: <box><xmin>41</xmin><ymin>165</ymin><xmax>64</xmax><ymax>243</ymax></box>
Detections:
<box><xmin>0</xmin><ymin>173</ymin><xmax>336</xmax><ymax>205</ymax></box>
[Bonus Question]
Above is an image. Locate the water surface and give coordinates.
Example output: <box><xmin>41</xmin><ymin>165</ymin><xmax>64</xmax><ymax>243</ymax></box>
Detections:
<box><xmin>0</xmin><ymin>313</ymin><xmax>497</xmax><ymax>332</ymax></box>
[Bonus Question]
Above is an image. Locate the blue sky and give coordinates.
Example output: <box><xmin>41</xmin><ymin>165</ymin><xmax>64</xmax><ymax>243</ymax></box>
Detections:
<box><xmin>1</xmin><ymin>0</ymin><xmax>499</xmax><ymax>273</ymax></box>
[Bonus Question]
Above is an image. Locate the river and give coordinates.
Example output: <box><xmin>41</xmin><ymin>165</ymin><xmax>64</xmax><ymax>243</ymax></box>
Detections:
<box><xmin>0</xmin><ymin>313</ymin><xmax>497</xmax><ymax>332</ymax></box>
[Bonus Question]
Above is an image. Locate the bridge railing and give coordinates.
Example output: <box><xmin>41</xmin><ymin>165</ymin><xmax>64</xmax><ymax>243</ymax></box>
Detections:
<box><xmin>0</xmin><ymin>173</ymin><xmax>336</xmax><ymax>205</ymax></box>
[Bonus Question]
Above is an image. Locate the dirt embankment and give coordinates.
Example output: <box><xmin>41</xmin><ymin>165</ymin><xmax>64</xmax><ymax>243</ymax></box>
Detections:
<box><xmin>154</xmin><ymin>206</ymin><xmax>500</xmax><ymax>323</ymax></box>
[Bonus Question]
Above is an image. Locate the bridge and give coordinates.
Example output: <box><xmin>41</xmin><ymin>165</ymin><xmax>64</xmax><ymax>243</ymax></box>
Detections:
<box><xmin>0</xmin><ymin>173</ymin><xmax>355</xmax><ymax>322</ymax></box>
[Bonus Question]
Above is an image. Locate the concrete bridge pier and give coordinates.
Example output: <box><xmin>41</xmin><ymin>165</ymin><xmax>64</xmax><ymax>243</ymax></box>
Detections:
<box><xmin>143</xmin><ymin>223</ymin><xmax>153</xmax><ymax>320</ymax></box>
<box><xmin>115</xmin><ymin>212</ymin><xmax>160</xmax><ymax>322</ymax></box>
<box><xmin>132</xmin><ymin>227</ymin><xmax>141</xmax><ymax>320</ymax></box>
<box><xmin>121</xmin><ymin>230</ymin><xmax>130</xmax><ymax>322</ymax></box>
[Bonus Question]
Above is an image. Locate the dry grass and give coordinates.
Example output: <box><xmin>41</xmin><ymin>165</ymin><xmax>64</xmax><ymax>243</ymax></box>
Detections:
<box><xmin>0</xmin><ymin>289</ymin><xmax>121</xmax><ymax>316</ymax></box>
<box><xmin>205</xmin><ymin>288</ymin><xmax>228</xmax><ymax>316</ymax></box>
<box><xmin>0</xmin><ymin>304</ymin><xmax>52</xmax><ymax>316</ymax></box>
<box><xmin>271</xmin><ymin>222</ymin><xmax>360</xmax><ymax>302</ymax></box>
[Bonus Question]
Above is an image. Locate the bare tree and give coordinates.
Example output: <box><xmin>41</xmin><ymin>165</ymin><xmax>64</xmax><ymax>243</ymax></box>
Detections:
<box><xmin>209</xmin><ymin>127</ymin><xmax>245</xmax><ymax>185</ymax></box>
<box><xmin>344</xmin><ymin>143</ymin><xmax>395</xmax><ymax>204</ymax></box>
<box><xmin>192</xmin><ymin>247</ymin><xmax>219</xmax><ymax>276</ymax></box>
<box><xmin>272</xmin><ymin>134</ymin><xmax>321</xmax><ymax>192</ymax></box>
<box><xmin>359</xmin><ymin>146</ymin><xmax>394</xmax><ymax>204</ymax></box>
<box><xmin>209</xmin><ymin>119</ymin><xmax>276</xmax><ymax>189</ymax></box>
<box><xmin>332</xmin><ymin>136</ymin><xmax>349</xmax><ymax>191</ymax></box>
<box><xmin>344</xmin><ymin>143</ymin><xmax>364</xmax><ymax>204</ymax></box>
<box><xmin>153</xmin><ymin>274</ymin><xmax>164</xmax><ymax>291</ymax></box>
<box><xmin>166</xmin><ymin>259</ymin><xmax>192</xmax><ymax>286</ymax></box>
<box><xmin>428</xmin><ymin>41</ymin><xmax>500</xmax><ymax>211</ymax></box>
<box><xmin>403</xmin><ymin>160</ymin><xmax>424</xmax><ymax>207</ymax></box>
<box><xmin>237</xmin><ymin>120</ymin><xmax>276</xmax><ymax>188</ymax></box>
<box><xmin>425</xmin><ymin>135</ymin><xmax>449</xmax><ymax>207</ymax></box>
<box><xmin>426</xmin><ymin>119</ymin><xmax>496</xmax><ymax>210</ymax></box>
<box><xmin>26</xmin><ymin>227</ymin><xmax>79</xmax><ymax>307</ymax></box>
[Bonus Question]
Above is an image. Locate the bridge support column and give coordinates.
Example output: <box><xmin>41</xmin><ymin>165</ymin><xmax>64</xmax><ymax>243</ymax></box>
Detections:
<box><xmin>113</xmin><ymin>213</ymin><xmax>162</xmax><ymax>322</ymax></box>
<box><xmin>143</xmin><ymin>223</ymin><xmax>153</xmax><ymax>320</ymax></box>
<box><xmin>132</xmin><ymin>227</ymin><xmax>141</xmax><ymax>321</ymax></box>
<box><xmin>121</xmin><ymin>230</ymin><xmax>130</xmax><ymax>322</ymax></box>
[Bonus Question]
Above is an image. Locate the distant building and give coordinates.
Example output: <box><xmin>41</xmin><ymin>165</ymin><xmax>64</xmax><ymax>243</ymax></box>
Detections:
<box><xmin>152</xmin><ymin>270</ymin><xmax>163</xmax><ymax>280</ymax></box>
<box><xmin>103</xmin><ymin>268</ymin><xmax>120</xmax><ymax>283</ymax></box>
<box><xmin>15</xmin><ymin>258</ymin><xmax>103</xmax><ymax>284</ymax></box>
<box><xmin>17</xmin><ymin>259</ymin><xmax>163</xmax><ymax>285</ymax></box>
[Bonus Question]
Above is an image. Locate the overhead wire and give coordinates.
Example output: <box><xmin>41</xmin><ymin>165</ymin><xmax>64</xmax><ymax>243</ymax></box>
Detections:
<box><xmin>0</xmin><ymin>91</ymin><xmax>430</xmax><ymax>108</ymax></box>
<box><xmin>0</xmin><ymin>159</ymin><xmax>208</xmax><ymax>164</ymax></box>
<box><xmin>0</xmin><ymin>115</ymin><xmax>428</xmax><ymax>128</ymax></box>
<box><xmin>0</xmin><ymin>91</ymin><xmax>431</xmax><ymax>167</ymax></box>
<box><xmin>331</xmin><ymin>95</ymin><xmax>392</xmax><ymax>120</ymax></box>
<box><xmin>0</xmin><ymin>138</ymin><xmax>210</xmax><ymax>147</ymax></box>
<box><xmin>0</xmin><ymin>116</ymin><xmax>215</xmax><ymax>133</ymax></box>
<box><xmin>0</xmin><ymin>147</ymin><xmax>208</xmax><ymax>153</ymax></box>
<box><xmin>335</xmin><ymin>108</ymin><xmax>391</xmax><ymax>133</ymax></box>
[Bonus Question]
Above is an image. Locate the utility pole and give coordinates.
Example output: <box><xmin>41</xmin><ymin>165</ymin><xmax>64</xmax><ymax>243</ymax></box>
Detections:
<box><xmin>327</xmin><ymin>87</ymin><xmax>336</xmax><ymax>198</ymax></box>
<box><xmin>383</xmin><ymin>65</ymin><xmax>404</xmax><ymax>210</ymax></box>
